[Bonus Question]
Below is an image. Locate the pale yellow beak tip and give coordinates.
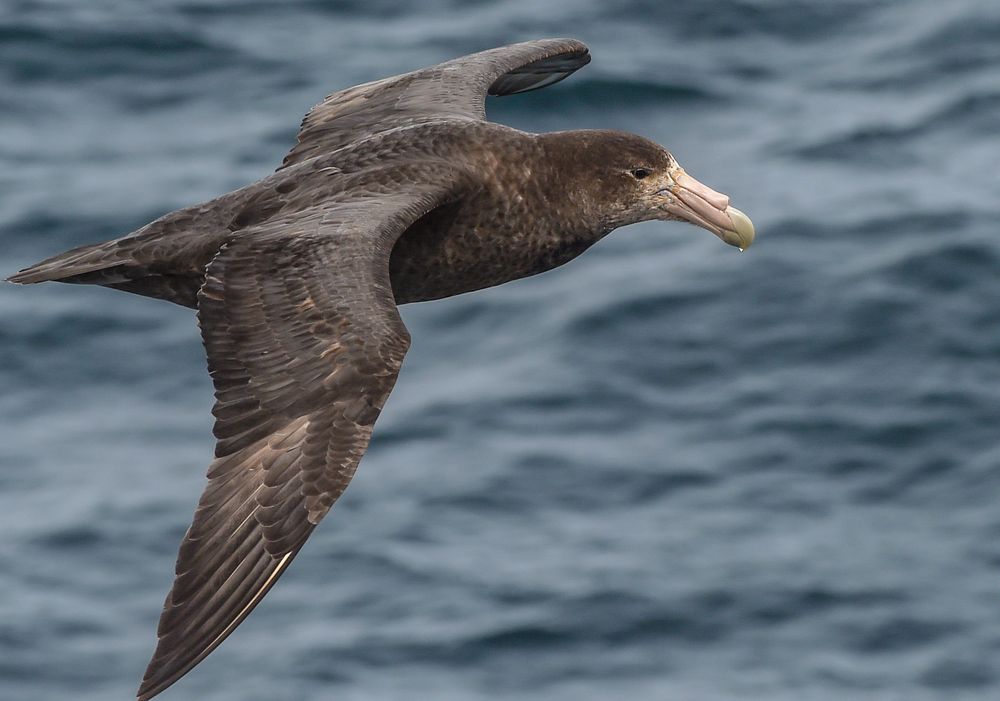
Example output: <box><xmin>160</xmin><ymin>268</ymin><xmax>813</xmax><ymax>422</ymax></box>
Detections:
<box><xmin>724</xmin><ymin>206</ymin><xmax>755</xmax><ymax>251</ymax></box>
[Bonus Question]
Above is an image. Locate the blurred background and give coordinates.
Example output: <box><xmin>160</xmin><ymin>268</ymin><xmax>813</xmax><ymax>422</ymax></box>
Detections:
<box><xmin>1</xmin><ymin>1</ymin><xmax>998</xmax><ymax>699</ymax></box>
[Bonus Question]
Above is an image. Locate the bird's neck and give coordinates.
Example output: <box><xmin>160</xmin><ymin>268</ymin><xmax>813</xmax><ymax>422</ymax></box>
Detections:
<box><xmin>531</xmin><ymin>130</ymin><xmax>622</xmax><ymax>237</ymax></box>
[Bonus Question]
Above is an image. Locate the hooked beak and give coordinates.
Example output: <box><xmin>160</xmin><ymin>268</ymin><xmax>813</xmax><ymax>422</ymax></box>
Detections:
<box><xmin>658</xmin><ymin>168</ymin><xmax>755</xmax><ymax>250</ymax></box>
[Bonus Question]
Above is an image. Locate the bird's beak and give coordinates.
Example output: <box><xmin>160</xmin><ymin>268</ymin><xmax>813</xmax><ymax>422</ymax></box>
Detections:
<box><xmin>658</xmin><ymin>168</ymin><xmax>755</xmax><ymax>250</ymax></box>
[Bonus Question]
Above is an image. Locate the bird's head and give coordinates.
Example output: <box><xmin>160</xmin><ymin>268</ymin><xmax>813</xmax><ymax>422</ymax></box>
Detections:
<box><xmin>548</xmin><ymin>131</ymin><xmax>755</xmax><ymax>251</ymax></box>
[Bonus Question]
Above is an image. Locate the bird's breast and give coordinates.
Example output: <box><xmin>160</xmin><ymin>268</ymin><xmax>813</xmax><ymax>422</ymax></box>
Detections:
<box><xmin>387</xmin><ymin>196</ymin><xmax>594</xmax><ymax>304</ymax></box>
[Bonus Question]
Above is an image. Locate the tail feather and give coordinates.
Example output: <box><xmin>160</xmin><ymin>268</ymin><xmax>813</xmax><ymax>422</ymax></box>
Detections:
<box><xmin>8</xmin><ymin>188</ymin><xmax>247</xmax><ymax>304</ymax></box>
<box><xmin>7</xmin><ymin>239</ymin><xmax>129</xmax><ymax>285</ymax></box>
<box><xmin>7</xmin><ymin>234</ymin><xmax>206</xmax><ymax>308</ymax></box>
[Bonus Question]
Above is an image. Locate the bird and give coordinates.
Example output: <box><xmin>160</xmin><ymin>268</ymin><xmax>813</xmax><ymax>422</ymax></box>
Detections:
<box><xmin>7</xmin><ymin>38</ymin><xmax>755</xmax><ymax>699</ymax></box>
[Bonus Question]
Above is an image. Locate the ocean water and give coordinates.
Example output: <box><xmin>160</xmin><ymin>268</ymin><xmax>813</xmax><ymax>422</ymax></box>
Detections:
<box><xmin>2</xmin><ymin>1</ymin><xmax>999</xmax><ymax>699</ymax></box>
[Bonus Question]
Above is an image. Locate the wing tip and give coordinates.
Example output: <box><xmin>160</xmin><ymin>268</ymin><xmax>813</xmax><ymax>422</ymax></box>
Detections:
<box><xmin>135</xmin><ymin>550</ymin><xmax>298</xmax><ymax>700</ymax></box>
<box><xmin>485</xmin><ymin>39</ymin><xmax>591</xmax><ymax>97</ymax></box>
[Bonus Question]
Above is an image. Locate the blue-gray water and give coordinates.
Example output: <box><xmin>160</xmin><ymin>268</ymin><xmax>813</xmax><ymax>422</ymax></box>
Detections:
<box><xmin>2</xmin><ymin>1</ymin><xmax>998</xmax><ymax>699</ymax></box>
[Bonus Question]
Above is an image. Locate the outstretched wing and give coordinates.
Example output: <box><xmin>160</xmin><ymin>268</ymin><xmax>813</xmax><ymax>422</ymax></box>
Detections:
<box><xmin>137</xmin><ymin>169</ymin><xmax>466</xmax><ymax>700</ymax></box>
<box><xmin>279</xmin><ymin>38</ymin><xmax>590</xmax><ymax>169</ymax></box>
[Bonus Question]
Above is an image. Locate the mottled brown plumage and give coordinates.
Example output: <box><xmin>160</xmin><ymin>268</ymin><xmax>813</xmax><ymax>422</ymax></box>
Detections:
<box><xmin>7</xmin><ymin>39</ymin><xmax>754</xmax><ymax>700</ymax></box>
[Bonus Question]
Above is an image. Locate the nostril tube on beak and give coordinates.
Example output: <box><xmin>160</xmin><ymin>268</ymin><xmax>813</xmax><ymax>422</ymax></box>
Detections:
<box><xmin>674</xmin><ymin>171</ymin><xmax>730</xmax><ymax>210</ymax></box>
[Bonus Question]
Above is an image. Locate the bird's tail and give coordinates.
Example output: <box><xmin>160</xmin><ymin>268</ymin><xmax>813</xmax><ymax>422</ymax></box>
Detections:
<box><xmin>7</xmin><ymin>238</ymin><xmax>131</xmax><ymax>285</ymax></box>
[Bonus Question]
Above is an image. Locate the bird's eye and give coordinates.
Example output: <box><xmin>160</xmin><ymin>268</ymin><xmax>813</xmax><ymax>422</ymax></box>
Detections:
<box><xmin>630</xmin><ymin>168</ymin><xmax>652</xmax><ymax>180</ymax></box>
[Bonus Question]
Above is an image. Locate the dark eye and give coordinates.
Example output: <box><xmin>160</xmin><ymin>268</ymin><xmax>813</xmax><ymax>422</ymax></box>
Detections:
<box><xmin>630</xmin><ymin>168</ymin><xmax>652</xmax><ymax>180</ymax></box>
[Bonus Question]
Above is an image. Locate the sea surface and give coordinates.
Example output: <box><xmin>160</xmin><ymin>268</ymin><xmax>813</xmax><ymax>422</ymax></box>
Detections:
<box><xmin>2</xmin><ymin>1</ymin><xmax>999</xmax><ymax>699</ymax></box>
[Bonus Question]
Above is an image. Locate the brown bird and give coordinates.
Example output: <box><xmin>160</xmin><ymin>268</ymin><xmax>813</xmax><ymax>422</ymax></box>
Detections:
<box><xmin>8</xmin><ymin>39</ymin><xmax>755</xmax><ymax>699</ymax></box>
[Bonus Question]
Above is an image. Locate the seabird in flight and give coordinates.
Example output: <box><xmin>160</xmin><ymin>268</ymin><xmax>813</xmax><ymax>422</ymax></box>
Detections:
<box><xmin>8</xmin><ymin>38</ymin><xmax>755</xmax><ymax>699</ymax></box>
